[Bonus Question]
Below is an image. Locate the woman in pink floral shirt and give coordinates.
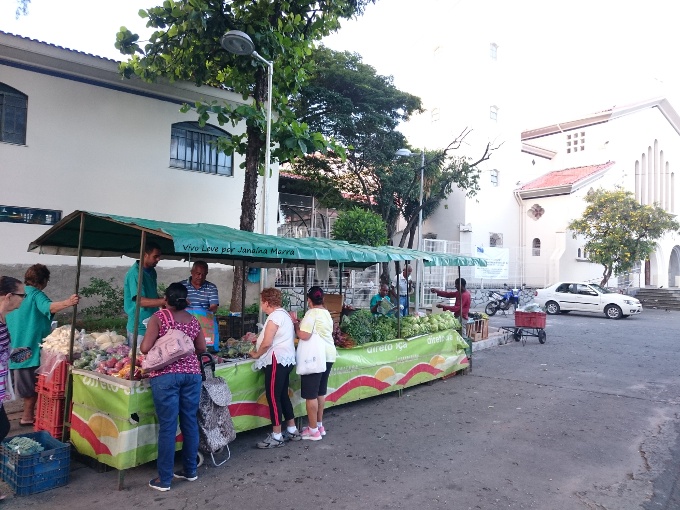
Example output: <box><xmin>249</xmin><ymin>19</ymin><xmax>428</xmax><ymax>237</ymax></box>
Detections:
<box><xmin>141</xmin><ymin>283</ymin><xmax>206</xmax><ymax>492</ymax></box>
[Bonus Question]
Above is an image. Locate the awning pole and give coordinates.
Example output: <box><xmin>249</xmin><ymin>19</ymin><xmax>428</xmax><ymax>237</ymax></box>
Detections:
<box><xmin>129</xmin><ymin>231</ymin><xmax>146</xmax><ymax>382</ymax></box>
<box><xmin>396</xmin><ymin>264</ymin><xmax>401</xmax><ymax>338</ymax></box>
<box><xmin>63</xmin><ymin>212</ymin><xmax>85</xmax><ymax>444</ymax></box>
<box><xmin>68</xmin><ymin>212</ymin><xmax>85</xmax><ymax>364</ymax></box>
<box><xmin>241</xmin><ymin>261</ymin><xmax>247</xmax><ymax>338</ymax></box>
<box><xmin>303</xmin><ymin>264</ymin><xmax>308</xmax><ymax>313</ymax></box>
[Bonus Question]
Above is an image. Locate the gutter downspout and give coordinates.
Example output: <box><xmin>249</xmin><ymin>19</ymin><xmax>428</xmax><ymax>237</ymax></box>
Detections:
<box><xmin>514</xmin><ymin>190</ymin><xmax>524</xmax><ymax>286</ymax></box>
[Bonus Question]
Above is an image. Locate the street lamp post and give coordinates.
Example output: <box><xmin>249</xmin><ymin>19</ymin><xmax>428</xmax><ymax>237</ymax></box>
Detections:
<box><xmin>220</xmin><ymin>30</ymin><xmax>274</xmax><ymax>237</ymax></box>
<box><xmin>221</xmin><ymin>30</ymin><xmax>273</xmax><ymax>320</ymax></box>
<box><xmin>396</xmin><ymin>148</ymin><xmax>426</xmax><ymax>314</ymax></box>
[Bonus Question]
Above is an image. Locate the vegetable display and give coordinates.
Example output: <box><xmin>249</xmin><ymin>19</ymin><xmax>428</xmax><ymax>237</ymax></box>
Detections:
<box><xmin>338</xmin><ymin>310</ymin><xmax>460</xmax><ymax>347</ymax></box>
<box><xmin>43</xmin><ymin>326</ymin><xmax>144</xmax><ymax>379</ymax></box>
<box><xmin>6</xmin><ymin>436</ymin><xmax>45</xmax><ymax>455</ymax></box>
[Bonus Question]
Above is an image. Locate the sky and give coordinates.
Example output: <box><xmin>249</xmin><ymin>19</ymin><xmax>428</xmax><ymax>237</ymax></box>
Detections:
<box><xmin>2</xmin><ymin>0</ymin><xmax>680</xmax><ymax>146</ymax></box>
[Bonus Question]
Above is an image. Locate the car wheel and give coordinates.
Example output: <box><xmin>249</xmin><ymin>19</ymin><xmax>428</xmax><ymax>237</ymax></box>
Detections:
<box><xmin>545</xmin><ymin>301</ymin><xmax>560</xmax><ymax>314</ymax></box>
<box><xmin>605</xmin><ymin>304</ymin><xmax>623</xmax><ymax>319</ymax></box>
<box><xmin>485</xmin><ymin>302</ymin><xmax>498</xmax><ymax>316</ymax></box>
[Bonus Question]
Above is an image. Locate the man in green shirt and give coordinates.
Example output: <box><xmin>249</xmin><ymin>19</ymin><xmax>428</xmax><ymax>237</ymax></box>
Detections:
<box><xmin>370</xmin><ymin>284</ymin><xmax>394</xmax><ymax>316</ymax></box>
<box><xmin>124</xmin><ymin>241</ymin><xmax>165</xmax><ymax>345</ymax></box>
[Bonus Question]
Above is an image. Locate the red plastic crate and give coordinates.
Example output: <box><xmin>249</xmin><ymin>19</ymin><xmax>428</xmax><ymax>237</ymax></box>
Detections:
<box><xmin>33</xmin><ymin>420</ymin><xmax>63</xmax><ymax>440</ymax></box>
<box><xmin>515</xmin><ymin>311</ymin><xmax>546</xmax><ymax>328</ymax></box>
<box><xmin>35</xmin><ymin>361</ymin><xmax>68</xmax><ymax>398</ymax></box>
<box><xmin>34</xmin><ymin>393</ymin><xmax>65</xmax><ymax>439</ymax></box>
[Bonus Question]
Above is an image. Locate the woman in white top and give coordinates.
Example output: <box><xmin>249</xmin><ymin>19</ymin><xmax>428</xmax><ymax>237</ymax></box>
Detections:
<box><xmin>293</xmin><ymin>286</ymin><xmax>336</xmax><ymax>441</ymax></box>
<box><xmin>249</xmin><ymin>288</ymin><xmax>300</xmax><ymax>449</ymax></box>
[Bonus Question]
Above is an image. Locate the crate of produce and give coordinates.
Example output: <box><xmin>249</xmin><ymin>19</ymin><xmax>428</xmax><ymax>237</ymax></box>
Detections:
<box><xmin>35</xmin><ymin>360</ymin><xmax>68</xmax><ymax>398</ymax></box>
<box><xmin>514</xmin><ymin>311</ymin><xmax>546</xmax><ymax>329</ymax></box>
<box><xmin>217</xmin><ymin>314</ymin><xmax>258</xmax><ymax>339</ymax></box>
<box><xmin>0</xmin><ymin>431</ymin><xmax>70</xmax><ymax>496</ymax></box>
<box><xmin>34</xmin><ymin>393</ymin><xmax>66</xmax><ymax>439</ymax></box>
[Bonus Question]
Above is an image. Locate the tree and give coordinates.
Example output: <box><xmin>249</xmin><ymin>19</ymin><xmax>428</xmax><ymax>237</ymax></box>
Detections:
<box><xmin>289</xmin><ymin>48</ymin><xmax>496</xmax><ymax>259</ymax></box>
<box><xmin>15</xmin><ymin>0</ymin><xmax>29</xmax><ymax>18</ymax></box>
<box><xmin>331</xmin><ymin>207</ymin><xmax>388</xmax><ymax>247</ymax></box>
<box><xmin>568</xmin><ymin>188</ymin><xmax>680</xmax><ymax>286</ymax></box>
<box><xmin>116</xmin><ymin>0</ymin><xmax>374</xmax><ymax>311</ymax></box>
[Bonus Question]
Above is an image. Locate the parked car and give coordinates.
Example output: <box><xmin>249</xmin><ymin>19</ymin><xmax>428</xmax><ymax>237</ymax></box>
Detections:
<box><xmin>534</xmin><ymin>282</ymin><xmax>642</xmax><ymax>319</ymax></box>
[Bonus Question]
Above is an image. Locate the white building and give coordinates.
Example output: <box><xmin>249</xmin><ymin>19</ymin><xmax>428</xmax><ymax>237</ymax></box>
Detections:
<box><xmin>517</xmin><ymin>97</ymin><xmax>680</xmax><ymax>288</ymax></box>
<box><xmin>0</xmin><ymin>31</ymin><xmax>277</xmax><ymax>269</ymax></box>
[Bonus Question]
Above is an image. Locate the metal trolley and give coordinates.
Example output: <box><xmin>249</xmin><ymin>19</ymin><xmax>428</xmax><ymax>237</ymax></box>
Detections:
<box><xmin>500</xmin><ymin>311</ymin><xmax>547</xmax><ymax>345</ymax></box>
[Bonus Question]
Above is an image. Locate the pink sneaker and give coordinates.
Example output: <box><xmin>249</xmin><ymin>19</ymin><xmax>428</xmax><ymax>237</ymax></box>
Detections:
<box><xmin>301</xmin><ymin>426</ymin><xmax>322</xmax><ymax>441</ymax></box>
<box><xmin>318</xmin><ymin>425</ymin><xmax>326</xmax><ymax>436</ymax></box>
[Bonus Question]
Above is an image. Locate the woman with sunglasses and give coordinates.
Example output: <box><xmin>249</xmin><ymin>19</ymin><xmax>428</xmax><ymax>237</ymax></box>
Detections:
<box><xmin>0</xmin><ymin>276</ymin><xmax>26</xmax><ymax>499</ymax></box>
<box><xmin>6</xmin><ymin>264</ymin><xmax>78</xmax><ymax>426</ymax></box>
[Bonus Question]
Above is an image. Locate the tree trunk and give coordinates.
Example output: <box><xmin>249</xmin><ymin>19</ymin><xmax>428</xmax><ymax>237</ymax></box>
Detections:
<box><xmin>229</xmin><ymin>67</ymin><xmax>266</xmax><ymax>312</ymax></box>
<box><xmin>600</xmin><ymin>264</ymin><xmax>613</xmax><ymax>287</ymax></box>
<box><xmin>407</xmin><ymin>223</ymin><xmax>417</xmax><ymax>249</ymax></box>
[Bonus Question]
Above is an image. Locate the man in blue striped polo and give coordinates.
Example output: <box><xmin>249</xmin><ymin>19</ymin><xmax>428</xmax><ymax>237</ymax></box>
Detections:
<box><xmin>183</xmin><ymin>261</ymin><xmax>219</xmax><ymax>313</ymax></box>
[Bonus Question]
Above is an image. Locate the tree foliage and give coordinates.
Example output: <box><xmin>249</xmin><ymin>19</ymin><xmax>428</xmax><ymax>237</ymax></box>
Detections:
<box><xmin>289</xmin><ymin>48</ymin><xmax>496</xmax><ymax>253</ymax></box>
<box><xmin>568</xmin><ymin>188</ymin><xmax>679</xmax><ymax>286</ymax></box>
<box><xmin>15</xmin><ymin>0</ymin><xmax>29</xmax><ymax>18</ymax></box>
<box><xmin>115</xmin><ymin>0</ymin><xmax>374</xmax><ymax>310</ymax></box>
<box><xmin>331</xmin><ymin>207</ymin><xmax>388</xmax><ymax>247</ymax></box>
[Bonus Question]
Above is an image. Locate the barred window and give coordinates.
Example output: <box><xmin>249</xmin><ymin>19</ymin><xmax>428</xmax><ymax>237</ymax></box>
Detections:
<box><xmin>532</xmin><ymin>238</ymin><xmax>541</xmax><ymax>256</ymax></box>
<box><xmin>170</xmin><ymin>122</ymin><xmax>233</xmax><ymax>176</ymax></box>
<box><xmin>0</xmin><ymin>83</ymin><xmax>28</xmax><ymax>145</ymax></box>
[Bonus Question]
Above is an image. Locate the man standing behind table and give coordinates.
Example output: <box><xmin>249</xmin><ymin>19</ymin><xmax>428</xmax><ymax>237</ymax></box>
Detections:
<box><xmin>431</xmin><ymin>277</ymin><xmax>471</xmax><ymax>320</ymax></box>
<box><xmin>390</xmin><ymin>265</ymin><xmax>413</xmax><ymax>317</ymax></box>
<box><xmin>182</xmin><ymin>261</ymin><xmax>219</xmax><ymax>313</ymax></box>
<box><xmin>182</xmin><ymin>261</ymin><xmax>220</xmax><ymax>351</ymax></box>
<box><xmin>124</xmin><ymin>242</ymin><xmax>165</xmax><ymax>346</ymax></box>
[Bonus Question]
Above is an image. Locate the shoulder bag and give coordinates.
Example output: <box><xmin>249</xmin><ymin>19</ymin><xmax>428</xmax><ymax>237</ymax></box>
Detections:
<box><xmin>142</xmin><ymin>309</ymin><xmax>196</xmax><ymax>371</ymax></box>
<box><xmin>295</xmin><ymin>318</ymin><xmax>327</xmax><ymax>375</ymax></box>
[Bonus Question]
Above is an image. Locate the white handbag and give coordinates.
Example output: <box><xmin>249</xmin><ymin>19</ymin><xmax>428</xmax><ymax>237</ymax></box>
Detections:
<box><xmin>295</xmin><ymin>322</ymin><xmax>327</xmax><ymax>375</ymax></box>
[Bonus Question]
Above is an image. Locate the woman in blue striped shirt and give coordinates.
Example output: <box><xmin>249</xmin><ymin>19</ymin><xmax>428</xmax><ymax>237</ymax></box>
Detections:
<box><xmin>0</xmin><ymin>276</ymin><xmax>25</xmax><ymax>500</ymax></box>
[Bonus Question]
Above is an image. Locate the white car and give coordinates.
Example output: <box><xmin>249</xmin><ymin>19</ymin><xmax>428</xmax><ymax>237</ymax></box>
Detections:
<box><xmin>534</xmin><ymin>282</ymin><xmax>642</xmax><ymax>319</ymax></box>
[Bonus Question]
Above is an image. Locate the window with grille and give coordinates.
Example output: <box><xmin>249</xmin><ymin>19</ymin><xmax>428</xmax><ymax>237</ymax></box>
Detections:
<box><xmin>0</xmin><ymin>83</ymin><xmax>28</xmax><ymax>145</ymax></box>
<box><xmin>490</xmin><ymin>169</ymin><xmax>499</xmax><ymax>186</ymax></box>
<box><xmin>490</xmin><ymin>43</ymin><xmax>498</xmax><ymax>60</ymax></box>
<box><xmin>489</xmin><ymin>232</ymin><xmax>503</xmax><ymax>247</ymax></box>
<box><xmin>170</xmin><ymin>122</ymin><xmax>233</xmax><ymax>176</ymax></box>
<box><xmin>566</xmin><ymin>131</ymin><xmax>585</xmax><ymax>154</ymax></box>
<box><xmin>490</xmin><ymin>105</ymin><xmax>498</xmax><ymax>121</ymax></box>
<box><xmin>532</xmin><ymin>238</ymin><xmax>541</xmax><ymax>256</ymax></box>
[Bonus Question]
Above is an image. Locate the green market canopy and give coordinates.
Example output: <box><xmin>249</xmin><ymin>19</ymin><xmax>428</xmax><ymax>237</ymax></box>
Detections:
<box><xmin>27</xmin><ymin>211</ymin><xmax>487</xmax><ymax>268</ymax></box>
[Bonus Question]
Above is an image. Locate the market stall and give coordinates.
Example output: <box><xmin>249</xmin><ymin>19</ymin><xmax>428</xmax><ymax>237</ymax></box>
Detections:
<box><xmin>27</xmin><ymin>210</ymin><xmax>487</xmax><ymax>476</ymax></box>
<box><xmin>68</xmin><ymin>329</ymin><xmax>469</xmax><ymax>469</ymax></box>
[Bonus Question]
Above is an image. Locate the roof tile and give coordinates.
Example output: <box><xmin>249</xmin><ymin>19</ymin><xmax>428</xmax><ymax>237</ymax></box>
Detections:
<box><xmin>519</xmin><ymin>161</ymin><xmax>615</xmax><ymax>190</ymax></box>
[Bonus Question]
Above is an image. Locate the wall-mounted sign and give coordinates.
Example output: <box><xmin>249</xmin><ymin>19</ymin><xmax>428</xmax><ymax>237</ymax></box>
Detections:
<box><xmin>0</xmin><ymin>205</ymin><xmax>62</xmax><ymax>226</ymax></box>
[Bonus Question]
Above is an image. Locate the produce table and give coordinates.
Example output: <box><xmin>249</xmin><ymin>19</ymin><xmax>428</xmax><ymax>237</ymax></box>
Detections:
<box><xmin>69</xmin><ymin>329</ymin><xmax>468</xmax><ymax>470</ymax></box>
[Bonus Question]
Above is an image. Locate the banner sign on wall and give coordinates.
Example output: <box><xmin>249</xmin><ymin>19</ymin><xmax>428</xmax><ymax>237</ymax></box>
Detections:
<box><xmin>474</xmin><ymin>246</ymin><xmax>509</xmax><ymax>279</ymax></box>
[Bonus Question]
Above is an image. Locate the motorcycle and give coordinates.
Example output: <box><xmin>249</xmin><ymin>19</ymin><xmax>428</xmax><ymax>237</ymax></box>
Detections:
<box><xmin>485</xmin><ymin>284</ymin><xmax>522</xmax><ymax>316</ymax></box>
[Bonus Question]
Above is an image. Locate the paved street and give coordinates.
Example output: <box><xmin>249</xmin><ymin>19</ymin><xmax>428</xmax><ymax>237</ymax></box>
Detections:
<box><xmin>2</xmin><ymin>308</ymin><xmax>680</xmax><ymax>509</ymax></box>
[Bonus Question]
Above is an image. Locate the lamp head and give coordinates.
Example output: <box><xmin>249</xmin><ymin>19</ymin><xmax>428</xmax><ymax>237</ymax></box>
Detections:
<box><xmin>395</xmin><ymin>148</ymin><xmax>413</xmax><ymax>157</ymax></box>
<box><xmin>220</xmin><ymin>30</ymin><xmax>255</xmax><ymax>56</ymax></box>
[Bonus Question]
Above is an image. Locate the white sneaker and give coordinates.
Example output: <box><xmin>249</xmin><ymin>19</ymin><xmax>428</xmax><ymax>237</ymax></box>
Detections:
<box><xmin>301</xmin><ymin>426</ymin><xmax>322</xmax><ymax>441</ymax></box>
<box><xmin>256</xmin><ymin>433</ymin><xmax>285</xmax><ymax>449</ymax></box>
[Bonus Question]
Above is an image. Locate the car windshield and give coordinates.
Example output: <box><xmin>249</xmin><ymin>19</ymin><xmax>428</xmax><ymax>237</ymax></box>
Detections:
<box><xmin>589</xmin><ymin>284</ymin><xmax>612</xmax><ymax>294</ymax></box>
